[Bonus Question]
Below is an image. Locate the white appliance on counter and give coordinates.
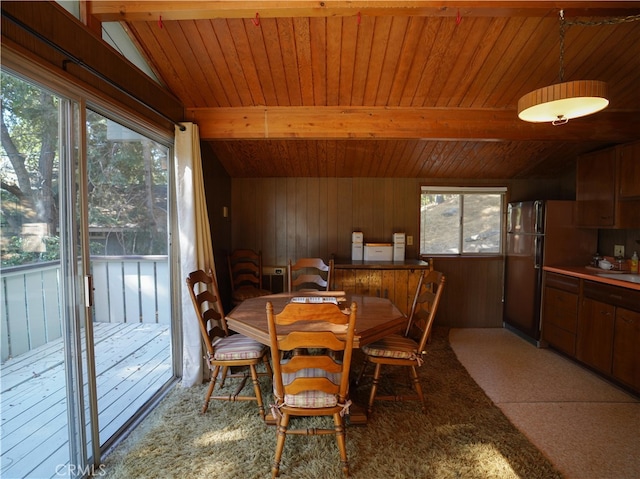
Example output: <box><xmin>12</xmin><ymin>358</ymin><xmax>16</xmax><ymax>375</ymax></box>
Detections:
<box><xmin>351</xmin><ymin>231</ymin><xmax>364</xmax><ymax>261</ymax></box>
<box><xmin>393</xmin><ymin>233</ymin><xmax>405</xmax><ymax>261</ymax></box>
<box><xmin>364</xmin><ymin>243</ymin><xmax>393</xmax><ymax>261</ymax></box>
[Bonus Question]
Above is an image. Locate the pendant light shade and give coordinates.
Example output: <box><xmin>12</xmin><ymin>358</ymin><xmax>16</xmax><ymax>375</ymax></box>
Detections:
<box><xmin>517</xmin><ymin>81</ymin><xmax>609</xmax><ymax>125</ymax></box>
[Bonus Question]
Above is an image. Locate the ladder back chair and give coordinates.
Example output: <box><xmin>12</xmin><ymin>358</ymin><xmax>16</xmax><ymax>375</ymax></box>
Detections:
<box><xmin>287</xmin><ymin>257</ymin><xmax>334</xmax><ymax>292</ymax></box>
<box><xmin>186</xmin><ymin>269</ymin><xmax>272</xmax><ymax>418</ymax></box>
<box><xmin>356</xmin><ymin>270</ymin><xmax>445</xmax><ymax>415</ymax></box>
<box><xmin>266</xmin><ymin>300</ymin><xmax>357</xmax><ymax>478</ymax></box>
<box><xmin>227</xmin><ymin>249</ymin><xmax>272</xmax><ymax>305</ymax></box>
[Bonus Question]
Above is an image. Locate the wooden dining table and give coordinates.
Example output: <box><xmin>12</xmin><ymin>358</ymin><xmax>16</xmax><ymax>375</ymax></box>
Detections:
<box><xmin>226</xmin><ymin>291</ymin><xmax>406</xmax><ymax>424</ymax></box>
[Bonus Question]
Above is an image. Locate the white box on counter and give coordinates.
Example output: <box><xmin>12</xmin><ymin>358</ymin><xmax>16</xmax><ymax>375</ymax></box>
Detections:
<box><xmin>364</xmin><ymin>243</ymin><xmax>393</xmax><ymax>261</ymax></box>
<box><xmin>393</xmin><ymin>243</ymin><xmax>405</xmax><ymax>261</ymax></box>
<box><xmin>351</xmin><ymin>243</ymin><xmax>364</xmax><ymax>261</ymax></box>
<box><xmin>393</xmin><ymin>232</ymin><xmax>405</xmax><ymax>244</ymax></box>
<box><xmin>352</xmin><ymin>231</ymin><xmax>364</xmax><ymax>243</ymax></box>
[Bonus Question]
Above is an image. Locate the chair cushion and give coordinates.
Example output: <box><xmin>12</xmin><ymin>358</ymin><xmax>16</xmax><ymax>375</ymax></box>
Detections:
<box><xmin>362</xmin><ymin>334</ymin><xmax>418</xmax><ymax>360</ymax></box>
<box><xmin>232</xmin><ymin>286</ymin><xmax>272</xmax><ymax>302</ymax></box>
<box><xmin>279</xmin><ymin>368</ymin><xmax>341</xmax><ymax>408</ymax></box>
<box><xmin>212</xmin><ymin>334</ymin><xmax>267</xmax><ymax>360</ymax></box>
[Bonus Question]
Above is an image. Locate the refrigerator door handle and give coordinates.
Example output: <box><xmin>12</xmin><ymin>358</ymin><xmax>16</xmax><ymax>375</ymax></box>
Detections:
<box><xmin>534</xmin><ymin>235</ymin><xmax>543</xmax><ymax>269</ymax></box>
<box><xmin>534</xmin><ymin>200</ymin><xmax>544</xmax><ymax>234</ymax></box>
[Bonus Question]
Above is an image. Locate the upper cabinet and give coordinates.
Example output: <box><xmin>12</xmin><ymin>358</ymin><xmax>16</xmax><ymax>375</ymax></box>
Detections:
<box><xmin>577</xmin><ymin>140</ymin><xmax>640</xmax><ymax>228</ymax></box>
<box><xmin>618</xmin><ymin>141</ymin><xmax>640</xmax><ymax>199</ymax></box>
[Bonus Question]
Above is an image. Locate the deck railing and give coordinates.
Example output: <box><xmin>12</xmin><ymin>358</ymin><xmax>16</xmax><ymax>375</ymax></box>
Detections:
<box><xmin>1</xmin><ymin>256</ymin><xmax>169</xmax><ymax>363</ymax></box>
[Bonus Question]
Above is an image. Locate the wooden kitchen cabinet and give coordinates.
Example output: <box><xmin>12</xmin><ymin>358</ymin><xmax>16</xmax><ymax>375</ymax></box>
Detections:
<box><xmin>577</xmin><ymin>297</ymin><xmax>615</xmax><ymax>374</ymax></box>
<box><xmin>576</xmin><ymin>141</ymin><xmax>640</xmax><ymax>227</ymax></box>
<box><xmin>613</xmin><ymin>307</ymin><xmax>640</xmax><ymax>391</ymax></box>
<box><xmin>543</xmin><ymin>274</ymin><xmax>640</xmax><ymax>395</ymax></box>
<box><xmin>576</xmin><ymin>147</ymin><xmax>616</xmax><ymax>227</ymax></box>
<box><xmin>618</xmin><ymin>141</ymin><xmax>640</xmax><ymax>199</ymax></box>
<box><xmin>541</xmin><ymin>272</ymin><xmax>580</xmax><ymax>356</ymax></box>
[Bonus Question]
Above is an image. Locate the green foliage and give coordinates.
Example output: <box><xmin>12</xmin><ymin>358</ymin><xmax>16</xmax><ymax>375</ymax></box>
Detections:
<box><xmin>1</xmin><ymin>72</ymin><xmax>170</xmax><ymax>266</ymax></box>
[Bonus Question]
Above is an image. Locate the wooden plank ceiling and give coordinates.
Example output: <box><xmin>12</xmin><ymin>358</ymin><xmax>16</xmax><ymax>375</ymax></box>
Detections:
<box><xmin>90</xmin><ymin>1</ymin><xmax>640</xmax><ymax>179</ymax></box>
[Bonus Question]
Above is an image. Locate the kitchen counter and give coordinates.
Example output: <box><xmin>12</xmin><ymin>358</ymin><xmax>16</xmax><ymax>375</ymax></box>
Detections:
<box><xmin>544</xmin><ymin>266</ymin><xmax>640</xmax><ymax>291</ymax></box>
<box><xmin>334</xmin><ymin>259</ymin><xmax>431</xmax><ymax>270</ymax></box>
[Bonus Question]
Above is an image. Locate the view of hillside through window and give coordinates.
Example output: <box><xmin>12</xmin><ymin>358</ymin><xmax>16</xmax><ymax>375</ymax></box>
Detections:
<box><xmin>420</xmin><ymin>189</ymin><xmax>504</xmax><ymax>255</ymax></box>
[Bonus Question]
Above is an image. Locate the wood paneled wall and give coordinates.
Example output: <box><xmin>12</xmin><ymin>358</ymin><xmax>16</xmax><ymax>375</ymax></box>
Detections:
<box><xmin>223</xmin><ymin>176</ymin><xmax>570</xmax><ymax>327</ymax></box>
<box><xmin>432</xmin><ymin>256</ymin><xmax>505</xmax><ymax>328</ymax></box>
<box><xmin>227</xmin><ymin>177</ymin><xmax>504</xmax><ymax>327</ymax></box>
<box><xmin>231</xmin><ymin>177</ymin><xmax>419</xmax><ymax>265</ymax></box>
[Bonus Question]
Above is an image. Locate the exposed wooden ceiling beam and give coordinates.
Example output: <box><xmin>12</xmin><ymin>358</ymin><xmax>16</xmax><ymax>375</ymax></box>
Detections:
<box><xmin>186</xmin><ymin>106</ymin><xmax>639</xmax><ymax>142</ymax></box>
<box><xmin>89</xmin><ymin>1</ymin><xmax>640</xmax><ymax>22</ymax></box>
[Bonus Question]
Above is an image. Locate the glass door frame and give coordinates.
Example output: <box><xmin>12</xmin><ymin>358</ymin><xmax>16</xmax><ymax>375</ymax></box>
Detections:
<box><xmin>2</xmin><ymin>50</ymin><xmax>181</xmax><ymax>478</ymax></box>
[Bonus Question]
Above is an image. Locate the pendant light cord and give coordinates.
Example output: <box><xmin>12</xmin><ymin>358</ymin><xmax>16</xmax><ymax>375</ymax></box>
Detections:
<box><xmin>558</xmin><ymin>11</ymin><xmax>640</xmax><ymax>84</ymax></box>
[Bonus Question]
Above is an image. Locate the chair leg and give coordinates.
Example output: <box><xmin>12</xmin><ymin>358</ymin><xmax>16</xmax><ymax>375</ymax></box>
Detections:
<box><xmin>272</xmin><ymin>412</ymin><xmax>290</xmax><ymax>478</ymax></box>
<box><xmin>249</xmin><ymin>365</ymin><xmax>266</xmax><ymax>419</ymax></box>
<box><xmin>333</xmin><ymin>412</ymin><xmax>350</xmax><ymax>477</ymax></box>
<box><xmin>355</xmin><ymin>357</ymin><xmax>369</xmax><ymax>386</ymax></box>
<box><xmin>263</xmin><ymin>354</ymin><xmax>273</xmax><ymax>376</ymax></box>
<box><xmin>219</xmin><ymin>366</ymin><xmax>229</xmax><ymax>387</ymax></box>
<box><xmin>202</xmin><ymin>365</ymin><xmax>220</xmax><ymax>414</ymax></box>
<box><xmin>410</xmin><ymin>366</ymin><xmax>427</xmax><ymax>413</ymax></box>
<box><xmin>367</xmin><ymin>363</ymin><xmax>383</xmax><ymax>415</ymax></box>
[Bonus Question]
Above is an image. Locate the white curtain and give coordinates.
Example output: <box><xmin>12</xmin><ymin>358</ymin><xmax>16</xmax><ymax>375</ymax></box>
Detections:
<box><xmin>174</xmin><ymin>123</ymin><xmax>215</xmax><ymax>387</ymax></box>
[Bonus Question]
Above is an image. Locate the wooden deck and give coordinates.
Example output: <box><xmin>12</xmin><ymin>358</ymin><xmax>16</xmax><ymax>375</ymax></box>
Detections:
<box><xmin>1</xmin><ymin>322</ymin><xmax>172</xmax><ymax>479</ymax></box>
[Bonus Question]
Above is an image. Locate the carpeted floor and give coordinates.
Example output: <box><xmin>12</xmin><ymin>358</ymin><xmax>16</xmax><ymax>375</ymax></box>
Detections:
<box><xmin>449</xmin><ymin>328</ymin><xmax>640</xmax><ymax>479</ymax></box>
<box><xmin>102</xmin><ymin>327</ymin><xmax>563</xmax><ymax>479</ymax></box>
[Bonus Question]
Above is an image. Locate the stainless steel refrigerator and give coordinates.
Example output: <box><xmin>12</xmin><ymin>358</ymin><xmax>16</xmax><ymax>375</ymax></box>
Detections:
<box><xmin>503</xmin><ymin>200</ymin><xmax>597</xmax><ymax>343</ymax></box>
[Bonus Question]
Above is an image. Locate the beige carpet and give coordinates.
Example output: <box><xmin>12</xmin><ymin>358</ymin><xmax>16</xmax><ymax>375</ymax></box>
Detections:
<box><xmin>449</xmin><ymin>328</ymin><xmax>640</xmax><ymax>479</ymax></box>
<box><xmin>102</xmin><ymin>328</ymin><xmax>562</xmax><ymax>479</ymax></box>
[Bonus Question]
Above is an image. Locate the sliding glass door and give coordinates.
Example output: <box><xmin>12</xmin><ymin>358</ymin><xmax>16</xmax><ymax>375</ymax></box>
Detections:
<box><xmin>0</xmin><ymin>70</ymin><xmax>89</xmax><ymax>479</ymax></box>
<box><xmin>84</xmin><ymin>109</ymin><xmax>173</xmax><ymax>451</ymax></box>
<box><xmin>1</xmin><ymin>69</ymin><xmax>175</xmax><ymax>479</ymax></box>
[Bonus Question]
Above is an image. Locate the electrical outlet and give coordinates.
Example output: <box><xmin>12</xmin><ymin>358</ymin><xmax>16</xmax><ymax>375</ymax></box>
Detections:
<box><xmin>614</xmin><ymin>245</ymin><xmax>625</xmax><ymax>257</ymax></box>
<box><xmin>263</xmin><ymin>266</ymin><xmax>285</xmax><ymax>276</ymax></box>
<box><xmin>407</xmin><ymin>235</ymin><xmax>414</xmax><ymax>246</ymax></box>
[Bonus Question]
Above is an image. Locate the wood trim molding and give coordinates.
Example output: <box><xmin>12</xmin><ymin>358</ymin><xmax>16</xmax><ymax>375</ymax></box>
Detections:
<box><xmin>89</xmin><ymin>1</ymin><xmax>640</xmax><ymax>22</ymax></box>
<box><xmin>187</xmin><ymin>106</ymin><xmax>639</xmax><ymax>142</ymax></box>
<box><xmin>1</xmin><ymin>1</ymin><xmax>183</xmax><ymax>127</ymax></box>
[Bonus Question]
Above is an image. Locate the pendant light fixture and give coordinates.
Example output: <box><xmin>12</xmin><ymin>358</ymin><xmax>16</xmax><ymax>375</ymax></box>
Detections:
<box><xmin>518</xmin><ymin>10</ymin><xmax>609</xmax><ymax>125</ymax></box>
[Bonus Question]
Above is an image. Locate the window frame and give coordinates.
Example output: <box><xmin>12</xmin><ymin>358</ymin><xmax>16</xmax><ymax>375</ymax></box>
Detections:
<box><xmin>419</xmin><ymin>186</ymin><xmax>507</xmax><ymax>257</ymax></box>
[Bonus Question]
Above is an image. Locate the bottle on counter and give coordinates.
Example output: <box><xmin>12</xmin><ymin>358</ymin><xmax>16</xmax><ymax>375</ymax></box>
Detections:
<box><xmin>631</xmin><ymin>251</ymin><xmax>639</xmax><ymax>274</ymax></box>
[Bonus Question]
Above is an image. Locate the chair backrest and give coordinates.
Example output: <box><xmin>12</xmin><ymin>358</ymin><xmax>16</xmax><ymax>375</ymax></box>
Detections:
<box><xmin>405</xmin><ymin>270</ymin><xmax>445</xmax><ymax>355</ymax></box>
<box><xmin>186</xmin><ymin>269</ymin><xmax>229</xmax><ymax>357</ymax></box>
<box><xmin>227</xmin><ymin>249</ymin><xmax>264</xmax><ymax>292</ymax></box>
<box><xmin>287</xmin><ymin>257</ymin><xmax>334</xmax><ymax>292</ymax></box>
<box><xmin>267</xmin><ymin>301</ymin><xmax>357</xmax><ymax>405</ymax></box>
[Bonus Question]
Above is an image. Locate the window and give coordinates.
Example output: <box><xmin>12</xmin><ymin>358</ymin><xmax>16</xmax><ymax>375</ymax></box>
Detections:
<box><xmin>420</xmin><ymin>187</ymin><xmax>506</xmax><ymax>255</ymax></box>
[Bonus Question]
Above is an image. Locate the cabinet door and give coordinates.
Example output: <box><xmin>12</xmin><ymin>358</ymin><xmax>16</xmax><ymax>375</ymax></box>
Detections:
<box><xmin>577</xmin><ymin>298</ymin><xmax>615</xmax><ymax>374</ymax></box>
<box><xmin>613</xmin><ymin>307</ymin><xmax>640</xmax><ymax>391</ymax></box>
<box><xmin>542</xmin><ymin>287</ymin><xmax>579</xmax><ymax>356</ymax></box>
<box><xmin>576</xmin><ymin>148</ymin><xmax>616</xmax><ymax>227</ymax></box>
<box><xmin>618</xmin><ymin>141</ymin><xmax>640</xmax><ymax>199</ymax></box>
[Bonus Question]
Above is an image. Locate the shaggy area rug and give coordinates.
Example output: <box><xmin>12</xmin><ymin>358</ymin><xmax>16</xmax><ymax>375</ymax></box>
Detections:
<box><xmin>102</xmin><ymin>328</ymin><xmax>562</xmax><ymax>479</ymax></box>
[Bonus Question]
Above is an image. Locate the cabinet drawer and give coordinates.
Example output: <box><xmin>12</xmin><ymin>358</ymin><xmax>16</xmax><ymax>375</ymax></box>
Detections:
<box><xmin>544</xmin><ymin>272</ymin><xmax>580</xmax><ymax>294</ymax></box>
<box><xmin>584</xmin><ymin>281</ymin><xmax>640</xmax><ymax>312</ymax></box>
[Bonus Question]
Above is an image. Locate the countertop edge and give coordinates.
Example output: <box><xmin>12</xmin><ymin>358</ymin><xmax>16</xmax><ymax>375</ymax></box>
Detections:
<box><xmin>543</xmin><ymin>266</ymin><xmax>640</xmax><ymax>291</ymax></box>
<box><xmin>334</xmin><ymin>260</ymin><xmax>431</xmax><ymax>270</ymax></box>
